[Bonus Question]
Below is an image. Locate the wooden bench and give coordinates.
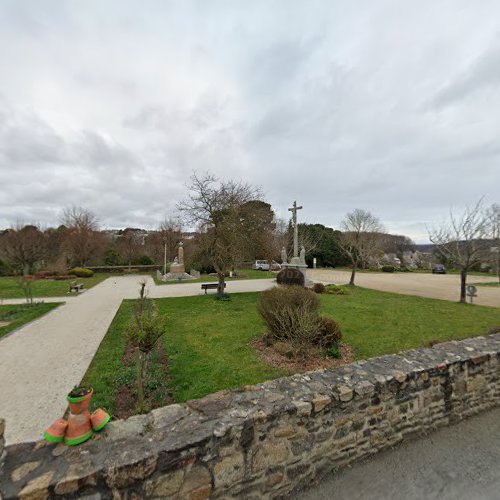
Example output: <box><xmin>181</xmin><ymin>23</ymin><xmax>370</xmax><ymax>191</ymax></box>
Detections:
<box><xmin>201</xmin><ymin>283</ymin><xmax>226</xmax><ymax>294</ymax></box>
<box><xmin>69</xmin><ymin>282</ymin><xmax>84</xmax><ymax>294</ymax></box>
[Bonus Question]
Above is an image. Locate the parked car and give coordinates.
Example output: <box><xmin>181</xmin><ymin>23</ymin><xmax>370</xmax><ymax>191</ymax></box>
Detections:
<box><xmin>252</xmin><ymin>260</ymin><xmax>281</xmax><ymax>271</ymax></box>
<box><xmin>432</xmin><ymin>264</ymin><xmax>447</xmax><ymax>274</ymax></box>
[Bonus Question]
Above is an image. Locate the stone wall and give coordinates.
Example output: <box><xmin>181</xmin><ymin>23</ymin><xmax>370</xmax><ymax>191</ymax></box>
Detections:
<box><xmin>1</xmin><ymin>333</ymin><xmax>500</xmax><ymax>499</ymax></box>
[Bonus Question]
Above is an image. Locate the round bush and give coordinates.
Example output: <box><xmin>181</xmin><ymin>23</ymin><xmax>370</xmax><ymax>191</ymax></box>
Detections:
<box><xmin>257</xmin><ymin>286</ymin><xmax>320</xmax><ymax>350</ymax></box>
<box><xmin>314</xmin><ymin>315</ymin><xmax>342</xmax><ymax>348</ymax></box>
<box><xmin>312</xmin><ymin>283</ymin><xmax>326</xmax><ymax>294</ymax></box>
<box><xmin>69</xmin><ymin>267</ymin><xmax>94</xmax><ymax>278</ymax></box>
<box><xmin>381</xmin><ymin>265</ymin><xmax>395</xmax><ymax>273</ymax></box>
<box><xmin>276</xmin><ymin>268</ymin><xmax>305</xmax><ymax>287</ymax></box>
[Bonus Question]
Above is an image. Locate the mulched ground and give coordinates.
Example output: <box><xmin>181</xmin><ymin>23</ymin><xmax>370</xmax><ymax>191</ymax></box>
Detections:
<box><xmin>251</xmin><ymin>336</ymin><xmax>355</xmax><ymax>374</ymax></box>
<box><xmin>113</xmin><ymin>342</ymin><xmax>173</xmax><ymax>419</ymax></box>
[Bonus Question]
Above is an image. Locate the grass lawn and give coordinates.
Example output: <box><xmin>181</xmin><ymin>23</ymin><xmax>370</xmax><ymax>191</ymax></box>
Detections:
<box><xmin>153</xmin><ymin>268</ymin><xmax>277</xmax><ymax>285</ymax></box>
<box><xmin>0</xmin><ymin>303</ymin><xmax>60</xmax><ymax>338</ymax></box>
<box><xmin>0</xmin><ymin>273</ymin><xmax>116</xmax><ymax>299</ymax></box>
<box><xmin>82</xmin><ymin>287</ymin><xmax>500</xmax><ymax>414</ymax></box>
<box><xmin>474</xmin><ymin>281</ymin><xmax>500</xmax><ymax>287</ymax></box>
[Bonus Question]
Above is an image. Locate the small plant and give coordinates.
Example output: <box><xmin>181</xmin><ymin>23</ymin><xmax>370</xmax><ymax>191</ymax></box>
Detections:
<box><xmin>17</xmin><ymin>276</ymin><xmax>34</xmax><ymax>306</ymax></box>
<box><xmin>326</xmin><ymin>345</ymin><xmax>341</xmax><ymax>358</ymax></box>
<box><xmin>399</xmin><ymin>266</ymin><xmax>412</xmax><ymax>272</ymax></box>
<box><xmin>325</xmin><ymin>284</ymin><xmax>351</xmax><ymax>295</ymax></box>
<box><xmin>381</xmin><ymin>265</ymin><xmax>395</xmax><ymax>273</ymax></box>
<box><xmin>69</xmin><ymin>267</ymin><xmax>94</xmax><ymax>278</ymax></box>
<box><xmin>68</xmin><ymin>385</ymin><xmax>91</xmax><ymax>398</ymax></box>
<box><xmin>312</xmin><ymin>283</ymin><xmax>326</xmax><ymax>294</ymax></box>
<box><xmin>125</xmin><ymin>282</ymin><xmax>167</xmax><ymax>413</ymax></box>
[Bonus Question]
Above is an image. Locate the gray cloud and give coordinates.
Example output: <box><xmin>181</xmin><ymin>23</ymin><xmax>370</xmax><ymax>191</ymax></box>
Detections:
<box><xmin>0</xmin><ymin>0</ymin><xmax>499</xmax><ymax>241</ymax></box>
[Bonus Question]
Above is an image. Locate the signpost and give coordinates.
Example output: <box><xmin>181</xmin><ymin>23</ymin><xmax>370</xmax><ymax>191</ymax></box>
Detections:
<box><xmin>466</xmin><ymin>284</ymin><xmax>477</xmax><ymax>304</ymax></box>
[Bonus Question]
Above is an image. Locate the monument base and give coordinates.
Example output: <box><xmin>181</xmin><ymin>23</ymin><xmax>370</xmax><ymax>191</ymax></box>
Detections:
<box><xmin>162</xmin><ymin>271</ymin><xmax>196</xmax><ymax>281</ymax></box>
<box><xmin>281</xmin><ymin>262</ymin><xmax>313</xmax><ymax>286</ymax></box>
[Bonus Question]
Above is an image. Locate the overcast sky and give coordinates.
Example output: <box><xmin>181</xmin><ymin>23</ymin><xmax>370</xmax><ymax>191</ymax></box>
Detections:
<box><xmin>0</xmin><ymin>1</ymin><xmax>499</xmax><ymax>242</ymax></box>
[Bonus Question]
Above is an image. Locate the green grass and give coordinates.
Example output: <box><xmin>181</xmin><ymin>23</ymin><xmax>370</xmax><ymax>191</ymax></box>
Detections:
<box><xmin>474</xmin><ymin>281</ymin><xmax>500</xmax><ymax>287</ymax></box>
<box><xmin>82</xmin><ymin>287</ymin><xmax>500</xmax><ymax>414</ymax></box>
<box><xmin>0</xmin><ymin>273</ymin><xmax>117</xmax><ymax>299</ymax></box>
<box><xmin>0</xmin><ymin>303</ymin><xmax>60</xmax><ymax>338</ymax></box>
<box><xmin>153</xmin><ymin>268</ymin><xmax>277</xmax><ymax>285</ymax></box>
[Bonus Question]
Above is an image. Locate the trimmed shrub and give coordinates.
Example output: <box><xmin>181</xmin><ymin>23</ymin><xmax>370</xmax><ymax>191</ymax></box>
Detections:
<box><xmin>69</xmin><ymin>267</ymin><xmax>94</xmax><ymax>278</ymax></box>
<box><xmin>312</xmin><ymin>283</ymin><xmax>326</xmax><ymax>294</ymax></box>
<box><xmin>399</xmin><ymin>266</ymin><xmax>412</xmax><ymax>272</ymax></box>
<box><xmin>381</xmin><ymin>265</ymin><xmax>395</xmax><ymax>273</ymax></box>
<box><xmin>257</xmin><ymin>286</ymin><xmax>320</xmax><ymax>355</ymax></box>
<box><xmin>314</xmin><ymin>315</ymin><xmax>342</xmax><ymax>348</ymax></box>
<box><xmin>276</xmin><ymin>268</ymin><xmax>305</xmax><ymax>287</ymax></box>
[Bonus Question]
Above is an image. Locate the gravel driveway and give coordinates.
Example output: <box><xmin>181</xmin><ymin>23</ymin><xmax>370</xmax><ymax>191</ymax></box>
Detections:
<box><xmin>310</xmin><ymin>269</ymin><xmax>500</xmax><ymax>308</ymax></box>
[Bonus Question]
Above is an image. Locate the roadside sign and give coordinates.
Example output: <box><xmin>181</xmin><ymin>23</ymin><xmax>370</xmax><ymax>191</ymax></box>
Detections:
<box><xmin>466</xmin><ymin>285</ymin><xmax>477</xmax><ymax>304</ymax></box>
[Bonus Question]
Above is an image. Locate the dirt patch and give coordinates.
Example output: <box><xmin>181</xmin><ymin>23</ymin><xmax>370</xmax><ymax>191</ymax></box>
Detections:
<box><xmin>113</xmin><ymin>342</ymin><xmax>174</xmax><ymax>419</ymax></box>
<box><xmin>0</xmin><ymin>321</ymin><xmax>10</xmax><ymax>328</ymax></box>
<box><xmin>251</xmin><ymin>336</ymin><xmax>355</xmax><ymax>374</ymax></box>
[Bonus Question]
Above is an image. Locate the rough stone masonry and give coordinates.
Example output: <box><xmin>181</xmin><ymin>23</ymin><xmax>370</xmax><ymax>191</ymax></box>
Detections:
<box><xmin>1</xmin><ymin>333</ymin><xmax>499</xmax><ymax>499</ymax></box>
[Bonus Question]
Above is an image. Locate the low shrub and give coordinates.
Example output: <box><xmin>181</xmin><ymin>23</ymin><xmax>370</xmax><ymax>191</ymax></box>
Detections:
<box><xmin>381</xmin><ymin>265</ymin><xmax>395</xmax><ymax>273</ymax></box>
<box><xmin>326</xmin><ymin>345</ymin><xmax>341</xmax><ymax>358</ymax></box>
<box><xmin>69</xmin><ymin>267</ymin><xmax>94</xmax><ymax>278</ymax></box>
<box><xmin>399</xmin><ymin>266</ymin><xmax>412</xmax><ymax>272</ymax></box>
<box><xmin>315</xmin><ymin>315</ymin><xmax>342</xmax><ymax>348</ymax></box>
<box><xmin>312</xmin><ymin>283</ymin><xmax>326</xmax><ymax>294</ymax></box>
<box><xmin>325</xmin><ymin>284</ymin><xmax>351</xmax><ymax>295</ymax></box>
<box><xmin>257</xmin><ymin>286</ymin><xmax>320</xmax><ymax>355</ymax></box>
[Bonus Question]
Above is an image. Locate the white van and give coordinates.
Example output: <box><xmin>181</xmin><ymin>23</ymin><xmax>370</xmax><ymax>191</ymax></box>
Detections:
<box><xmin>252</xmin><ymin>260</ymin><xmax>281</xmax><ymax>271</ymax></box>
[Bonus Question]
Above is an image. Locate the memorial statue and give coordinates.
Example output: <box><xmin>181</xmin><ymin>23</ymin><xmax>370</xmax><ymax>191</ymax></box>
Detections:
<box><xmin>300</xmin><ymin>245</ymin><xmax>306</xmax><ymax>265</ymax></box>
<box><xmin>281</xmin><ymin>246</ymin><xmax>288</xmax><ymax>265</ymax></box>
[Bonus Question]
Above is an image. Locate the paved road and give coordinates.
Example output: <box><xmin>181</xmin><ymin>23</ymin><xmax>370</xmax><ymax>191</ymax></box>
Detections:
<box><xmin>296</xmin><ymin>407</ymin><xmax>500</xmax><ymax>500</ymax></box>
<box><xmin>310</xmin><ymin>269</ymin><xmax>500</xmax><ymax>308</ymax></box>
<box><xmin>0</xmin><ymin>276</ymin><xmax>275</xmax><ymax>445</ymax></box>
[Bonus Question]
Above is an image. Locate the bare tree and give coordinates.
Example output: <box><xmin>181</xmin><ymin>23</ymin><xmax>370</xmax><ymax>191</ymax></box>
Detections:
<box><xmin>178</xmin><ymin>172</ymin><xmax>262</xmax><ymax>296</ymax></box>
<box><xmin>429</xmin><ymin>200</ymin><xmax>489</xmax><ymax>303</ymax></box>
<box><xmin>486</xmin><ymin>203</ymin><xmax>500</xmax><ymax>282</ymax></box>
<box><xmin>117</xmin><ymin>228</ymin><xmax>142</xmax><ymax>268</ymax></box>
<box><xmin>61</xmin><ymin>207</ymin><xmax>104</xmax><ymax>266</ymax></box>
<box><xmin>147</xmin><ymin>218</ymin><xmax>183</xmax><ymax>265</ymax></box>
<box><xmin>339</xmin><ymin>209</ymin><xmax>384</xmax><ymax>285</ymax></box>
<box><xmin>0</xmin><ymin>224</ymin><xmax>48</xmax><ymax>275</ymax></box>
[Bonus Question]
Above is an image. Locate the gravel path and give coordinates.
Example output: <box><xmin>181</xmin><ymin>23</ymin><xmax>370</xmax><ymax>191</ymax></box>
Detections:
<box><xmin>309</xmin><ymin>269</ymin><xmax>500</xmax><ymax>307</ymax></box>
<box><xmin>0</xmin><ymin>276</ymin><xmax>275</xmax><ymax>445</ymax></box>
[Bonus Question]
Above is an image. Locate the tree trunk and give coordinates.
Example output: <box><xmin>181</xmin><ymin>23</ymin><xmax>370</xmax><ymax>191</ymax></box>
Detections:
<box><xmin>460</xmin><ymin>269</ymin><xmax>467</xmax><ymax>303</ymax></box>
<box><xmin>349</xmin><ymin>263</ymin><xmax>357</xmax><ymax>286</ymax></box>
<box><xmin>217</xmin><ymin>273</ymin><xmax>226</xmax><ymax>297</ymax></box>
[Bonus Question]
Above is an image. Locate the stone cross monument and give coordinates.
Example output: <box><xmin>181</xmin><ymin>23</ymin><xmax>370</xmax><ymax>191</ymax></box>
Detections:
<box><xmin>282</xmin><ymin>200</ymin><xmax>310</xmax><ymax>284</ymax></box>
<box><xmin>288</xmin><ymin>200</ymin><xmax>303</xmax><ymax>264</ymax></box>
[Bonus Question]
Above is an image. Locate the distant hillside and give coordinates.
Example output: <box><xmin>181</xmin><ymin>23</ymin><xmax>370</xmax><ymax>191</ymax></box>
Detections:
<box><xmin>415</xmin><ymin>244</ymin><xmax>435</xmax><ymax>253</ymax></box>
